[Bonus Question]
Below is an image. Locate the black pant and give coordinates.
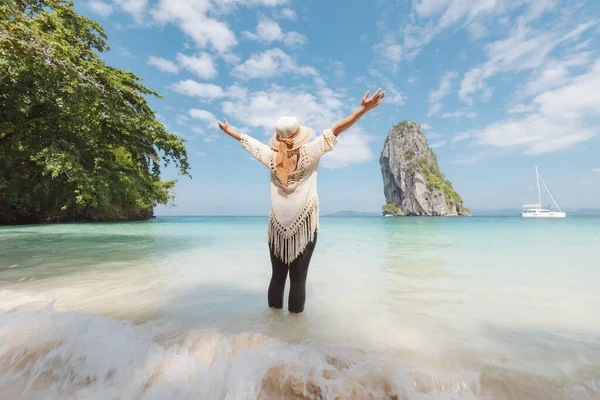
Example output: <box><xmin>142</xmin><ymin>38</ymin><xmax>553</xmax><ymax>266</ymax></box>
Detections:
<box><xmin>268</xmin><ymin>234</ymin><xmax>317</xmax><ymax>313</ymax></box>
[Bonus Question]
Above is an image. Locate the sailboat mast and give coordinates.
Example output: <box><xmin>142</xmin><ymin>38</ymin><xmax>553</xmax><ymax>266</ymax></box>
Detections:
<box><xmin>535</xmin><ymin>165</ymin><xmax>541</xmax><ymax>207</ymax></box>
<box><xmin>539</xmin><ymin>175</ymin><xmax>563</xmax><ymax>212</ymax></box>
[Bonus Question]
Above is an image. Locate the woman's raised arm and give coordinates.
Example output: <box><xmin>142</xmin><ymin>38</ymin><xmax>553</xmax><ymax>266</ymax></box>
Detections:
<box><xmin>217</xmin><ymin>118</ymin><xmax>242</xmax><ymax>141</ymax></box>
<box><xmin>331</xmin><ymin>89</ymin><xmax>385</xmax><ymax>136</ymax></box>
<box><xmin>217</xmin><ymin>117</ymin><xmax>272</xmax><ymax>168</ymax></box>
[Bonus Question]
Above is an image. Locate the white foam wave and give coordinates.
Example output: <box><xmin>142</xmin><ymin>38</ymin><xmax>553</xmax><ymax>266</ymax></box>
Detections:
<box><xmin>0</xmin><ymin>290</ymin><xmax>598</xmax><ymax>400</ymax></box>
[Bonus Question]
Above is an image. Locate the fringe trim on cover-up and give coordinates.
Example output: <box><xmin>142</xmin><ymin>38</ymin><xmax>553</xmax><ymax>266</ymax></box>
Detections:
<box><xmin>268</xmin><ymin>196</ymin><xmax>319</xmax><ymax>265</ymax></box>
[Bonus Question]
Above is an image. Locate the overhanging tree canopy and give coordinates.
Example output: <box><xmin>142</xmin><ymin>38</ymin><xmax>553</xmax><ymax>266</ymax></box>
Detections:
<box><xmin>0</xmin><ymin>0</ymin><xmax>190</xmax><ymax>223</ymax></box>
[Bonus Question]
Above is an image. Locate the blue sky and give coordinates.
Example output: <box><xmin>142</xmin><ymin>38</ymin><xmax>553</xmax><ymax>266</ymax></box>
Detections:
<box><xmin>77</xmin><ymin>0</ymin><xmax>600</xmax><ymax>214</ymax></box>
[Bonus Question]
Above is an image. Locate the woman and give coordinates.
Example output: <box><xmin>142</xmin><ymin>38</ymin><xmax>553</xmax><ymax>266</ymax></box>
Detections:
<box><xmin>217</xmin><ymin>89</ymin><xmax>385</xmax><ymax>313</ymax></box>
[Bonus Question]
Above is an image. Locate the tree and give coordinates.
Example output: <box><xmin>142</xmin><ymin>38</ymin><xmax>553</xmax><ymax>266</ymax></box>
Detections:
<box><xmin>0</xmin><ymin>0</ymin><xmax>190</xmax><ymax>223</ymax></box>
<box><xmin>382</xmin><ymin>203</ymin><xmax>402</xmax><ymax>216</ymax></box>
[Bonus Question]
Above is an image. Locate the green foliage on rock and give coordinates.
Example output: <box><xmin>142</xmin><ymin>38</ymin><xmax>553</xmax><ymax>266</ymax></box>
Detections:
<box><xmin>0</xmin><ymin>0</ymin><xmax>190</xmax><ymax>224</ymax></box>
<box><xmin>394</xmin><ymin>120</ymin><xmax>409</xmax><ymax>131</ymax></box>
<box><xmin>405</xmin><ymin>163</ymin><xmax>415</xmax><ymax>178</ymax></box>
<box><xmin>418</xmin><ymin>156</ymin><xmax>463</xmax><ymax>207</ymax></box>
<box><xmin>382</xmin><ymin>203</ymin><xmax>403</xmax><ymax>216</ymax></box>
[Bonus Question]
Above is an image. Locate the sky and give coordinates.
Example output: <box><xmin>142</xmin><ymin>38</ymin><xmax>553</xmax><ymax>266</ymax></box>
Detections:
<box><xmin>77</xmin><ymin>0</ymin><xmax>600</xmax><ymax>215</ymax></box>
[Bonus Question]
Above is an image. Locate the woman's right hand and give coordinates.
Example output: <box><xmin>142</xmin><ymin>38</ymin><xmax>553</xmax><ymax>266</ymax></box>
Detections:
<box><xmin>217</xmin><ymin>118</ymin><xmax>242</xmax><ymax>141</ymax></box>
<box><xmin>217</xmin><ymin>118</ymin><xmax>232</xmax><ymax>134</ymax></box>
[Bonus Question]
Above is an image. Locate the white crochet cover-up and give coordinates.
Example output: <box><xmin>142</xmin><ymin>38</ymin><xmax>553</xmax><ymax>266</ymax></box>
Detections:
<box><xmin>240</xmin><ymin>129</ymin><xmax>338</xmax><ymax>264</ymax></box>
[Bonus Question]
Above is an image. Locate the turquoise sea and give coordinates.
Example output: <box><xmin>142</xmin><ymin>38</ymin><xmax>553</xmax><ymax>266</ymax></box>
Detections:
<box><xmin>1</xmin><ymin>215</ymin><xmax>600</xmax><ymax>399</ymax></box>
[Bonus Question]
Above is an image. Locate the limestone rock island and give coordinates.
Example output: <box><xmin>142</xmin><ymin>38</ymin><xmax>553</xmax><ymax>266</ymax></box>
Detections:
<box><xmin>379</xmin><ymin>121</ymin><xmax>470</xmax><ymax>216</ymax></box>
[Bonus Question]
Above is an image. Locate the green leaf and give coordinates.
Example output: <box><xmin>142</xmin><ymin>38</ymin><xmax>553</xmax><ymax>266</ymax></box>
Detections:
<box><xmin>0</xmin><ymin>0</ymin><xmax>190</xmax><ymax>223</ymax></box>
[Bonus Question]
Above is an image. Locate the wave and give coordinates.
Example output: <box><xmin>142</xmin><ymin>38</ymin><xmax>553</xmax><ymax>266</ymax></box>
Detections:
<box><xmin>0</xmin><ymin>289</ymin><xmax>598</xmax><ymax>400</ymax></box>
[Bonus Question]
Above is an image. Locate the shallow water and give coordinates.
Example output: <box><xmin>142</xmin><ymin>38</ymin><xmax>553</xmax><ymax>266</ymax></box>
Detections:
<box><xmin>1</xmin><ymin>216</ymin><xmax>599</xmax><ymax>399</ymax></box>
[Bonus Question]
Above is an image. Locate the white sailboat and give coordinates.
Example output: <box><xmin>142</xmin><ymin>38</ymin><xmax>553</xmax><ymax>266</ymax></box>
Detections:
<box><xmin>520</xmin><ymin>166</ymin><xmax>566</xmax><ymax>218</ymax></box>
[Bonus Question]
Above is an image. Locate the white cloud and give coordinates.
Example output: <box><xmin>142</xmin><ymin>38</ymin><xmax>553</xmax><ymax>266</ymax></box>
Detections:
<box><xmin>113</xmin><ymin>0</ymin><xmax>148</xmax><ymax>23</ymax></box>
<box><xmin>508</xmin><ymin>103</ymin><xmax>537</xmax><ymax>114</ymax></box>
<box><xmin>226</xmin><ymin>85</ymin><xmax>249</xmax><ymax>100</ymax></box>
<box><xmin>119</xmin><ymin>48</ymin><xmax>134</xmax><ymax>58</ymax></box>
<box><xmin>367</xmin><ymin>70</ymin><xmax>407</xmax><ymax>106</ymax></box>
<box><xmin>370</xmin><ymin>0</ymin><xmax>570</xmax><ymax>92</ymax></box>
<box><xmin>148</xmin><ymin>52</ymin><xmax>217</xmax><ymax>78</ymax></box>
<box><xmin>593</xmin><ymin>168</ymin><xmax>600</xmax><ymax>173</ymax></box>
<box><xmin>467</xmin><ymin>60</ymin><xmax>600</xmax><ymax>154</ymax></box>
<box><xmin>170</xmin><ymin>80</ymin><xmax>225</xmax><ymax>99</ymax></box>
<box><xmin>575</xmin><ymin>38</ymin><xmax>592</xmax><ymax>51</ymax></box>
<box><xmin>451</xmin><ymin>132</ymin><xmax>471</xmax><ymax>143</ymax></box>
<box><xmin>177</xmin><ymin>114</ymin><xmax>191</xmax><ymax>125</ymax></box>
<box><xmin>232</xmin><ymin>48</ymin><xmax>317</xmax><ymax>79</ymax></box>
<box><xmin>412</xmin><ymin>0</ymin><xmax>449</xmax><ymax>18</ymax></box>
<box><xmin>221</xmin><ymin>86</ymin><xmax>340</xmax><ymax>132</ymax></box>
<box><xmin>278</xmin><ymin>8</ymin><xmax>297</xmax><ymax>20</ymax></box>
<box><xmin>451</xmin><ymin>151</ymin><xmax>491</xmax><ymax>165</ymax></box>
<box><xmin>195</xmin><ymin>151</ymin><xmax>207</xmax><ymax>157</ymax></box>
<box><xmin>428</xmin><ymin>71</ymin><xmax>457</xmax><ymax>116</ymax></box>
<box><xmin>332</xmin><ymin>60</ymin><xmax>345</xmax><ymax>79</ymax></box>
<box><xmin>143</xmin><ymin>0</ymin><xmax>289</xmax><ymax>52</ymax></box>
<box><xmin>580</xmin><ymin>178</ymin><xmax>593</xmax><ymax>185</ymax></box>
<box><xmin>322</xmin><ymin>130</ymin><xmax>374</xmax><ymax>169</ymax></box>
<box><xmin>442</xmin><ymin>110</ymin><xmax>477</xmax><ymax>118</ymax></box>
<box><xmin>381</xmin><ymin>43</ymin><xmax>403</xmax><ymax>62</ymax></box>
<box><xmin>382</xmin><ymin>84</ymin><xmax>406</xmax><ymax>106</ymax></box>
<box><xmin>151</xmin><ymin>0</ymin><xmax>237</xmax><ymax>53</ymax></box>
<box><xmin>283</xmin><ymin>31</ymin><xmax>308</xmax><ymax>47</ymax></box>
<box><xmin>220</xmin><ymin>52</ymin><xmax>241</xmax><ymax>64</ymax></box>
<box><xmin>459</xmin><ymin>21</ymin><xmax>598</xmax><ymax>104</ymax></box>
<box><xmin>561</xmin><ymin>20</ymin><xmax>599</xmax><ymax>42</ymax></box>
<box><xmin>428</xmin><ymin>103</ymin><xmax>442</xmax><ymax>116</ymax></box>
<box><xmin>421</xmin><ymin>123</ymin><xmax>432</xmax><ymax>130</ymax></box>
<box><xmin>176</xmin><ymin>53</ymin><xmax>217</xmax><ymax>79</ymax></box>
<box><xmin>189</xmin><ymin>109</ymin><xmax>217</xmax><ymax>122</ymax></box>
<box><xmin>203</xmin><ymin>133</ymin><xmax>221</xmax><ymax>143</ymax></box>
<box><xmin>192</xmin><ymin>127</ymin><xmax>206</xmax><ymax>135</ymax></box>
<box><xmin>213</xmin><ymin>0</ymin><xmax>288</xmax><ymax>7</ymax></box>
<box><xmin>242</xmin><ymin>16</ymin><xmax>307</xmax><ymax>47</ymax></box>
<box><xmin>373</xmin><ymin>40</ymin><xmax>403</xmax><ymax>71</ymax></box>
<box><xmin>521</xmin><ymin>51</ymin><xmax>591</xmax><ymax>97</ymax></box>
<box><xmin>467</xmin><ymin>21</ymin><xmax>489</xmax><ymax>39</ymax></box>
<box><xmin>404</xmin><ymin>0</ymin><xmax>540</xmax><ymax>56</ymax></box>
<box><xmin>523</xmin><ymin>0</ymin><xmax>559</xmax><ymax>22</ymax></box>
<box><xmin>88</xmin><ymin>1</ymin><xmax>114</xmax><ymax>16</ymax></box>
<box><xmin>148</xmin><ymin>56</ymin><xmax>179</xmax><ymax>73</ymax></box>
<box><xmin>243</xmin><ymin>16</ymin><xmax>282</xmax><ymax>41</ymax></box>
<box><xmin>429</xmin><ymin>140</ymin><xmax>447</xmax><ymax>149</ymax></box>
<box><xmin>220</xmin><ymin>84</ymin><xmax>374</xmax><ymax>168</ymax></box>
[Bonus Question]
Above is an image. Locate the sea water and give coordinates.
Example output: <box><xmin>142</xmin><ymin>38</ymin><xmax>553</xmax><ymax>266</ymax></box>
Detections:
<box><xmin>1</xmin><ymin>216</ymin><xmax>599</xmax><ymax>399</ymax></box>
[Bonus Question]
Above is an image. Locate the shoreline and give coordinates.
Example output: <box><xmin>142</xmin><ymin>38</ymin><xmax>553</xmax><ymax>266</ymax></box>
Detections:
<box><xmin>0</xmin><ymin>214</ymin><xmax>156</xmax><ymax>226</ymax></box>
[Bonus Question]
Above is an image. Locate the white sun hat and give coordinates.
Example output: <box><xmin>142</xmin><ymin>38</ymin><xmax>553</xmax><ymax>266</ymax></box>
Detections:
<box><xmin>269</xmin><ymin>116</ymin><xmax>312</xmax><ymax>151</ymax></box>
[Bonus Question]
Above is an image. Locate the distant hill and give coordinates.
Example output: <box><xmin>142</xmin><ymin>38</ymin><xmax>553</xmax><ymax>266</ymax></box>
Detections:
<box><xmin>325</xmin><ymin>208</ymin><xmax>600</xmax><ymax>217</ymax></box>
<box><xmin>471</xmin><ymin>208</ymin><xmax>600</xmax><ymax>216</ymax></box>
<box><xmin>571</xmin><ymin>208</ymin><xmax>600</xmax><ymax>215</ymax></box>
<box><xmin>325</xmin><ymin>210</ymin><xmax>380</xmax><ymax>217</ymax></box>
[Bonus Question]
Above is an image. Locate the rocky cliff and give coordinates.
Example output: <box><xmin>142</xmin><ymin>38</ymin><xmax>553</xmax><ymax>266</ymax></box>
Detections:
<box><xmin>379</xmin><ymin>121</ymin><xmax>470</xmax><ymax>216</ymax></box>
